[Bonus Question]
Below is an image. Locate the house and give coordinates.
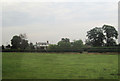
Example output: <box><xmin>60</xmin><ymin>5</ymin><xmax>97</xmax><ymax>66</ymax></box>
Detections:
<box><xmin>35</xmin><ymin>41</ymin><xmax>49</xmax><ymax>50</ymax></box>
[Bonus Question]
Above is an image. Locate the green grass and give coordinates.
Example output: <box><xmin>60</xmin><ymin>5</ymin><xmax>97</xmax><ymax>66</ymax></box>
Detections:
<box><xmin>2</xmin><ymin>52</ymin><xmax>118</xmax><ymax>79</ymax></box>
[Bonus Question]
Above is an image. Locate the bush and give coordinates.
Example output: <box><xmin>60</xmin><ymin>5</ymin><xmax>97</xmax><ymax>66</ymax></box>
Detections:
<box><xmin>2</xmin><ymin>47</ymin><xmax>119</xmax><ymax>53</ymax></box>
<box><xmin>84</xmin><ymin>47</ymin><xmax>120</xmax><ymax>53</ymax></box>
<box><xmin>2</xmin><ymin>49</ymin><xmax>83</xmax><ymax>53</ymax></box>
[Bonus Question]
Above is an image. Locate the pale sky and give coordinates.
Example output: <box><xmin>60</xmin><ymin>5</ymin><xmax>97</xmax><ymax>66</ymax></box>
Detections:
<box><xmin>2</xmin><ymin>1</ymin><xmax>119</xmax><ymax>45</ymax></box>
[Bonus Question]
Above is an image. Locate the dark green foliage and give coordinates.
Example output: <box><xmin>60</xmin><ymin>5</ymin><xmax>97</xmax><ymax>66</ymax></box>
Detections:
<box><xmin>61</xmin><ymin>38</ymin><xmax>70</xmax><ymax>42</ymax></box>
<box><xmin>85</xmin><ymin>39</ymin><xmax>92</xmax><ymax>46</ymax></box>
<box><xmin>48</xmin><ymin>38</ymin><xmax>84</xmax><ymax>52</ymax></box>
<box><xmin>57</xmin><ymin>38</ymin><xmax>71</xmax><ymax>50</ymax></box>
<box><xmin>11</xmin><ymin>34</ymin><xmax>29</xmax><ymax>50</ymax></box>
<box><xmin>104</xmin><ymin>38</ymin><xmax>116</xmax><ymax>46</ymax></box>
<box><xmin>19</xmin><ymin>33</ymin><xmax>29</xmax><ymax>49</ymax></box>
<box><xmin>85</xmin><ymin>47</ymin><xmax>120</xmax><ymax>53</ymax></box>
<box><xmin>20</xmin><ymin>39</ymin><xmax>29</xmax><ymax>49</ymax></box>
<box><xmin>2</xmin><ymin>46</ymin><xmax>119</xmax><ymax>53</ymax></box>
<box><xmin>86</xmin><ymin>27</ymin><xmax>105</xmax><ymax>47</ymax></box>
<box><xmin>2</xmin><ymin>49</ymin><xmax>83</xmax><ymax>53</ymax></box>
<box><xmin>6</xmin><ymin>44</ymin><xmax>11</xmax><ymax>49</ymax></box>
<box><xmin>29</xmin><ymin>42</ymin><xmax>35</xmax><ymax>50</ymax></box>
<box><xmin>102</xmin><ymin>25</ymin><xmax>118</xmax><ymax>39</ymax></box>
<box><xmin>2</xmin><ymin>45</ymin><xmax>5</xmax><ymax>50</ymax></box>
<box><xmin>86</xmin><ymin>25</ymin><xmax>118</xmax><ymax>47</ymax></box>
<box><xmin>71</xmin><ymin>39</ymin><xmax>83</xmax><ymax>50</ymax></box>
<box><xmin>48</xmin><ymin>44</ymin><xmax>59</xmax><ymax>50</ymax></box>
<box><xmin>11</xmin><ymin>35</ymin><xmax>21</xmax><ymax>49</ymax></box>
<box><xmin>102</xmin><ymin>25</ymin><xmax>118</xmax><ymax>46</ymax></box>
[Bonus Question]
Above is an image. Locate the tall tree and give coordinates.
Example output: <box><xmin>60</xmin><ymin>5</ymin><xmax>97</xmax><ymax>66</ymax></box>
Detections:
<box><xmin>71</xmin><ymin>39</ymin><xmax>83</xmax><ymax>50</ymax></box>
<box><xmin>57</xmin><ymin>38</ymin><xmax>71</xmax><ymax>50</ymax></box>
<box><xmin>6</xmin><ymin>44</ymin><xmax>11</xmax><ymax>49</ymax></box>
<box><xmin>102</xmin><ymin>25</ymin><xmax>118</xmax><ymax>46</ymax></box>
<box><xmin>11</xmin><ymin>34</ymin><xmax>29</xmax><ymax>49</ymax></box>
<box><xmin>61</xmin><ymin>38</ymin><xmax>70</xmax><ymax>42</ymax></box>
<box><xmin>11</xmin><ymin>35</ymin><xmax>21</xmax><ymax>49</ymax></box>
<box><xmin>19</xmin><ymin>33</ymin><xmax>27</xmax><ymax>40</ymax></box>
<box><xmin>29</xmin><ymin>42</ymin><xmax>35</xmax><ymax>49</ymax></box>
<box><xmin>86</xmin><ymin>27</ymin><xmax>105</xmax><ymax>47</ymax></box>
<box><xmin>20</xmin><ymin>40</ymin><xmax>29</xmax><ymax>49</ymax></box>
<box><xmin>85</xmin><ymin>39</ymin><xmax>92</xmax><ymax>46</ymax></box>
<box><xmin>2</xmin><ymin>45</ymin><xmax>5</xmax><ymax>50</ymax></box>
<box><xmin>19</xmin><ymin>33</ymin><xmax>28</xmax><ymax>49</ymax></box>
<box><xmin>48</xmin><ymin>44</ymin><xmax>58</xmax><ymax>50</ymax></box>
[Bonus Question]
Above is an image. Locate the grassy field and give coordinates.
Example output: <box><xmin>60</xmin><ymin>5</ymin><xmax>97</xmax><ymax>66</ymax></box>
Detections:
<box><xmin>2</xmin><ymin>52</ymin><xmax>118</xmax><ymax>79</ymax></box>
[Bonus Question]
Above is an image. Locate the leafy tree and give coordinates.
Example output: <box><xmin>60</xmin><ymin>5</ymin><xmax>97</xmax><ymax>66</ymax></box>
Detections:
<box><xmin>61</xmin><ymin>38</ymin><xmax>70</xmax><ymax>42</ymax></box>
<box><xmin>57</xmin><ymin>38</ymin><xmax>71</xmax><ymax>50</ymax></box>
<box><xmin>29</xmin><ymin>42</ymin><xmax>35</xmax><ymax>49</ymax></box>
<box><xmin>6</xmin><ymin>44</ymin><xmax>11</xmax><ymax>49</ymax></box>
<box><xmin>71</xmin><ymin>39</ymin><xmax>83</xmax><ymax>50</ymax></box>
<box><xmin>86</xmin><ymin>27</ymin><xmax>105</xmax><ymax>47</ymax></box>
<box><xmin>11</xmin><ymin>35</ymin><xmax>21</xmax><ymax>49</ymax></box>
<box><xmin>85</xmin><ymin>39</ymin><xmax>92</xmax><ymax>46</ymax></box>
<box><xmin>20</xmin><ymin>40</ymin><xmax>29</xmax><ymax>49</ymax></box>
<box><xmin>11</xmin><ymin>34</ymin><xmax>29</xmax><ymax>49</ymax></box>
<box><xmin>105</xmin><ymin>38</ymin><xmax>116</xmax><ymax>46</ymax></box>
<box><xmin>86</xmin><ymin>25</ymin><xmax>118</xmax><ymax>47</ymax></box>
<box><xmin>20</xmin><ymin>34</ymin><xmax>29</xmax><ymax>49</ymax></box>
<box><xmin>102</xmin><ymin>25</ymin><xmax>118</xmax><ymax>46</ymax></box>
<box><xmin>2</xmin><ymin>45</ymin><xmax>5</xmax><ymax>50</ymax></box>
<box><xmin>48</xmin><ymin>44</ymin><xmax>58</xmax><ymax>50</ymax></box>
<box><xmin>19</xmin><ymin>33</ymin><xmax>27</xmax><ymax>40</ymax></box>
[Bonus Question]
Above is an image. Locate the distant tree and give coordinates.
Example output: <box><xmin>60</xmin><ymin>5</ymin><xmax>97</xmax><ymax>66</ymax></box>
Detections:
<box><xmin>86</xmin><ymin>27</ymin><xmax>105</xmax><ymax>47</ymax></box>
<box><xmin>85</xmin><ymin>39</ymin><xmax>92</xmax><ymax>46</ymax></box>
<box><xmin>20</xmin><ymin>40</ymin><xmax>29</xmax><ymax>49</ymax></box>
<box><xmin>2</xmin><ymin>45</ymin><xmax>4</xmax><ymax>49</ymax></box>
<box><xmin>19</xmin><ymin>33</ymin><xmax>29</xmax><ymax>49</ymax></box>
<box><xmin>71</xmin><ymin>39</ymin><xmax>83</xmax><ymax>50</ymax></box>
<box><xmin>29</xmin><ymin>42</ymin><xmax>35</xmax><ymax>49</ymax></box>
<box><xmin>48</xmin><ymin>44</ymin><xmax>58</xmax><ymax>50</ymax></box>
<box><xmin>57</xmin><ymin>38</ymin><xmax>71</xmax><ymax>50</ymax></box>
<box><xmin>11</xmin><ymin>35</ymin><xmax>21</xmax><ymax>49</ymax></box>
<box><xmin>61</xmin><ymin>38</ymin><xmax>70</xmax><ymax>42</ymax></box>
<box><xmin>6</xmin><ymin>44</ymin><xmax>11</xmax><ymax>49</ymax></box>
<box><xmin>11</xmin><ymin>34</ymin><xmax>29</xmax><ymax>49</ymax></box>
<box><xmin>102</xmin><ymin>25</ymin><xmax>118</xmax><ymax>46</ymax></box>
<box><xmin>19</xmin><ymin>33</ymin><xmax>27</xmax><ymax>40</ymax></box>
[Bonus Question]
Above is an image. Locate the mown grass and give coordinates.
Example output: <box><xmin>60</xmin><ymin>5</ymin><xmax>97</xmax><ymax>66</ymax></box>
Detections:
<box><xmin>2</xmin><ymin>52</ymin><xmax>118</xmax><ymax>79</ymax></box>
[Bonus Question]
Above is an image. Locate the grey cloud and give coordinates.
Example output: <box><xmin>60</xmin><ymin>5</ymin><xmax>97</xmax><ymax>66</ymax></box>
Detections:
<box><xmin>3</xmin><ymin>11</ymin><xmax>31</xmax><ymax>27</ymax></box>
<box><xmin>2</xmin><ymin>2</ymin><xmax>118</xmax><ymax>44</ymax></box>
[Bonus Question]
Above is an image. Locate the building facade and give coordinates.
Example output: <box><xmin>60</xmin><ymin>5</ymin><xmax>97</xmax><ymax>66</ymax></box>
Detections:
<box><xmin>35</xmin><ymin>41</ymin><xmax>49</xmax><ymax>50</ymax></box>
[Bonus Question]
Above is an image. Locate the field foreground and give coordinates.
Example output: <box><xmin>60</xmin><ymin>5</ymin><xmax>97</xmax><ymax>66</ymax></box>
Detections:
<box><xmin>2</xmin><ymin>52</ymin><xmax>118</xmax><ymax>79</ymax></box>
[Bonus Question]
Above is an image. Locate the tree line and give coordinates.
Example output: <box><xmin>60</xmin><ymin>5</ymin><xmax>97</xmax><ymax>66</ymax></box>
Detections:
<box><xmin>1</xmin><ymin>24</ymin><xmax>120</xmax><ymax>52</ymax></box>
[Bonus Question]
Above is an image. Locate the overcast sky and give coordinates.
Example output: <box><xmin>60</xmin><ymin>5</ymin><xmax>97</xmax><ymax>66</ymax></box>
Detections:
<box><xmin>2</xmin><ymin>1</ymin><xmax>118</xmax><ymax>45</ymax></box>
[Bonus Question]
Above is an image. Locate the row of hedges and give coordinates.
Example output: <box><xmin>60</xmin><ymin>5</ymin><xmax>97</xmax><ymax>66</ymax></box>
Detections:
<box><xmin>2</xmin><ymin>47</ymin><xmax>120</xmax><ymax>53</ymax></box>
<box><xmin>2</xmin><ymin>49</ymin><xmax>83</xmax><ymax>53</ymax></box>
<box><xmin>83</xmin><ymin>47</ymin><xmax>120</xmax><ymax>53</ymax></box>
<box><xmin>2</xmin><ymin>48</ymin><xmax>120</xmax><ymax>53</ymax></box>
